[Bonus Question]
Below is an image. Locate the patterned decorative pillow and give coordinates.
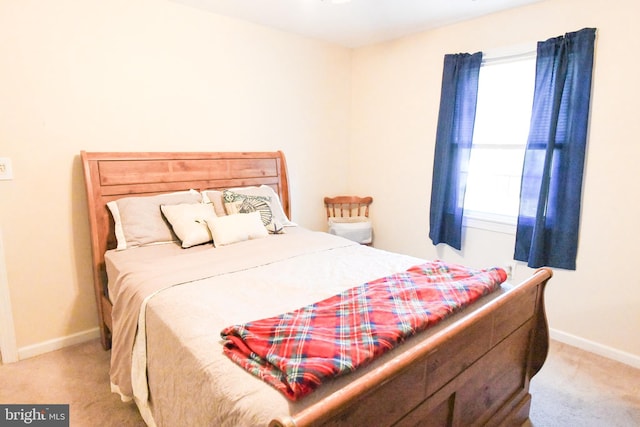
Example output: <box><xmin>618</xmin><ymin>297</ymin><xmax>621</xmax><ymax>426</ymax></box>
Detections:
<box><xmin>265</xmin><ymin>220</ymin><xmax>285</xmax><ymax>235</ymax></box>
<box><xmin>231</xmin><ymin>185</ymin><xmax>295</xmax><ymax>227</ymax></box>
<box><xmin>222</xmin><ymin>189</ymin><xmax>285</xmax><ymax>234</ymax></box>
<box><xmin>223</xmin><ymin>189</ymin><xmax>272</xmax><ymax>223</ymax></box>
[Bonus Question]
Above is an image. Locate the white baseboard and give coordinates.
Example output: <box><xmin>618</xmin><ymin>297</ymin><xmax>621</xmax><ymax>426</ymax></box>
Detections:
<box><xmin>550</xmin><ymin>328</ymin><xmax>640</xmax><ymax>370</ymax></box>
<box><xmin>17</xmin><ymin>327</ymin><xmax>100</xmax><ymax>361</ymax></box>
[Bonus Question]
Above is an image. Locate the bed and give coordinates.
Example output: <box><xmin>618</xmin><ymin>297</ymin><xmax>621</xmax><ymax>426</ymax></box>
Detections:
<box><xmin>80</xmin><ymin>150</ymin><xmax>552</xmax><ymax>427</ymax></box>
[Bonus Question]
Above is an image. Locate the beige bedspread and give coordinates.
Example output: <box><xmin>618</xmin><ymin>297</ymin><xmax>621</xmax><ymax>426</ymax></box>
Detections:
<box><xmin>105</xmin><ymin>227</ymin><xmax>506</xmax><ymax>426</ymax></box>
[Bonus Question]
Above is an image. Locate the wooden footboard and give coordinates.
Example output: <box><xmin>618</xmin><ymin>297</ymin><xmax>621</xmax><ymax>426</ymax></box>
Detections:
<box><xmin>270</xmin><ymin>267</ymin><xmax>552</xmax><ymax>427</ymax></box>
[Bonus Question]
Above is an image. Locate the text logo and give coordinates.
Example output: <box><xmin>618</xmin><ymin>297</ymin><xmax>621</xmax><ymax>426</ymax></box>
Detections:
<box><xmin>1</xmin><ymin>405</ymin><xmax>69</xmax><ymax>426</ymax></box>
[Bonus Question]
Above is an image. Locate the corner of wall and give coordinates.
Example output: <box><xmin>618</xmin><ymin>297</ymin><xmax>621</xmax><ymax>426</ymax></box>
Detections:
<box><xmin>0</xmin><ymin>227</ymin><xmax>18</xmax><ymax>363</ymax></box>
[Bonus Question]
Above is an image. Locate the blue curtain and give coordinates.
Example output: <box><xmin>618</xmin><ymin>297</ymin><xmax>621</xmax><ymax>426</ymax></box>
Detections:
<box><xmin>514</xmin><ymin>28</ymin><xmax>596</xmax><ymax>270</ymax></box>
<box><xmin>429</xmin><ymin>52</ymin><xmax>482</xmax><ymax>250</ymax></box>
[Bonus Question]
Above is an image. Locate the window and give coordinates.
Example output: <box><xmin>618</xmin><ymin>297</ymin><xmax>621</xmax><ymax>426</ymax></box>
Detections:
<box><xmin>462</xmin><ymin>55</ymin><xmax>536</xmax><ymax>228</ymax></box>
<box><xmin>430</xmin><ymin>29</ymin><xmax>594</xmax><ymax>267</ymax></box>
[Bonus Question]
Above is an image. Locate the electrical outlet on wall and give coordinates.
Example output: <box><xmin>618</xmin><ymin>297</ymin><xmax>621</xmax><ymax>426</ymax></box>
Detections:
<box><xmin>0</xmin><ymin>158</ymin><xmax>13</xmax><ymax>180</ymax></box>
<box><xmin>503</xmin><ymin>262</ymin><xmax>517</xmax><ymax>280</ymax></box>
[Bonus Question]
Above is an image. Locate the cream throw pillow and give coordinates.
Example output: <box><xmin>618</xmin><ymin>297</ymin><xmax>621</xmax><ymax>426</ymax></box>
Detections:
<box><xmin>160</xmin><ymin>203</ymin><xmax>217</xmax><ymax>248</ymax></box>
<box><xmin>206</xmin><ymin>212</ymin><xmax>268</xmax><ymax>247</ymax></box>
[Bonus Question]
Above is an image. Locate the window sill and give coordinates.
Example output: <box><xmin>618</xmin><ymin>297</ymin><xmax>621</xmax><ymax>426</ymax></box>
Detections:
<box><xmin>463</xmin><ymin>212</ymin><xmax>517</xmax><ymax>235</ymax></box>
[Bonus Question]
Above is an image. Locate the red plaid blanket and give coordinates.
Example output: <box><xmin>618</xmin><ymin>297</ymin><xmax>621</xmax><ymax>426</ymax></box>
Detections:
<box><xmin>220</xmin><ymin>260</ymin><xmax>506</xmax><ymax>401</ymax></box>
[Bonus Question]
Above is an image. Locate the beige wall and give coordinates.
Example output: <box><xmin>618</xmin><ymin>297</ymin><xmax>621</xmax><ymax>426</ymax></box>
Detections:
<box><xmin>1</xmin><ymin>0</ymin><xmax>638</xmax><ymax>367</ymax></box>
<box><xmin>350</xmin><ymin>0</ymin><xmax>640</xmax><ymax>362</ymax></box>
<box><xmin>0</xmin><ymin>0</ymin><xmax>351</xmax><ymax>350</ymax></box>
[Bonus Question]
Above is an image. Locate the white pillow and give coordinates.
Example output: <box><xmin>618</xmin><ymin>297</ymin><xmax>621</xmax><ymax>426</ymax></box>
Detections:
<box><xmin>160</xmin><ymin>203</ymin><xmax>217</xmax><ymax>248</ymax></box>
<box><xmin>106</xmin><ymin>190</ymin><xmax>202</xmax><ymax>250</ymax></box>
<box><xmin>206</xmin><ymin>212</ymin><xmax>268</xmax><ymax>246</ymax></box>
<box><xmin>328</xmin><ymin>217</ymin><xmax>372</xmax><ymax>245</ymax></box>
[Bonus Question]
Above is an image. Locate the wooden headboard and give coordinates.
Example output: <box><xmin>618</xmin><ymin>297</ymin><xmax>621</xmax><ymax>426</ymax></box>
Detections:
<box><xmin>80</xmin><ymin>150</ymin><xmax>290</xmax><ymax>349</ymax></box>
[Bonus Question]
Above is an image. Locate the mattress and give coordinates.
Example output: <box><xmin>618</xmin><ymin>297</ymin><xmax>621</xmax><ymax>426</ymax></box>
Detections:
<box><xmin>105</xmin><ymin>227</ymin><xmax>509</xmax><ymax>426</ymax></box>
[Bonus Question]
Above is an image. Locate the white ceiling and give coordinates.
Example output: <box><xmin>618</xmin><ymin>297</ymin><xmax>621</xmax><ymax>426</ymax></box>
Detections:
<box><xmin>173</xmin><ymin>0</ymin><xmax>542</xmax><ymax>48</ymax></box>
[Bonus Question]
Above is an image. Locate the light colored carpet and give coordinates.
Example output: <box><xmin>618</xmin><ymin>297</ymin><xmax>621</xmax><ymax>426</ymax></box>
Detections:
<box><xmin>0</xmin><ymin>339</ymin><xmax>144</xmax><ymax>426</ymax></box>
<box><xmin>527</xmin><ymin>341</ymin><xmax>640</xmax><ymax>427</ymax></box>
<box><xmin>1</xmin><ymin>339</ymin><xmax>638</xmax><ymax>426</ymax></box>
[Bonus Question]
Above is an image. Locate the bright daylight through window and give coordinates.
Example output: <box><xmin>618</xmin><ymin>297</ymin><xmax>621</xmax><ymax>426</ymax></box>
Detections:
<box><xmin>463</xmin><ymin>55</ymin><xmax>536</xmax><ymax>226</ymax></box>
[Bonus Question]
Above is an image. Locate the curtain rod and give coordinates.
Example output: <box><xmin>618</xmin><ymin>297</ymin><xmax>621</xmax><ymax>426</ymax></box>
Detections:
<box><xmin>482</xmin><ymin>49</ymin><xmax>537</xmax><ymax>66</ymax></box>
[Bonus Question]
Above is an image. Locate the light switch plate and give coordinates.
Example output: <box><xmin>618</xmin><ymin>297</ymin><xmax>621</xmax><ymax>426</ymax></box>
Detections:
<box><xmin>0</xmin><ymin>158</ymin><xmax>13</xmax><ymax>180</ymax></box>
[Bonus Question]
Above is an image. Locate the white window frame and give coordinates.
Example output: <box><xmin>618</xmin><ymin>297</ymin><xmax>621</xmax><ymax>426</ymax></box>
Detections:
<box><xmin>462</xmin><ymin>45</ymin><xmax>536</xmax><ymax>235</ymax></box>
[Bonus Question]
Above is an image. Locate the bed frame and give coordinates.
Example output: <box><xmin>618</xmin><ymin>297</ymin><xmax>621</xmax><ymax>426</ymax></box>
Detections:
<box><xmin>81</xmin><ymin>150</ymin><xmax>552</xmax><ymax>427</ymax></box>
